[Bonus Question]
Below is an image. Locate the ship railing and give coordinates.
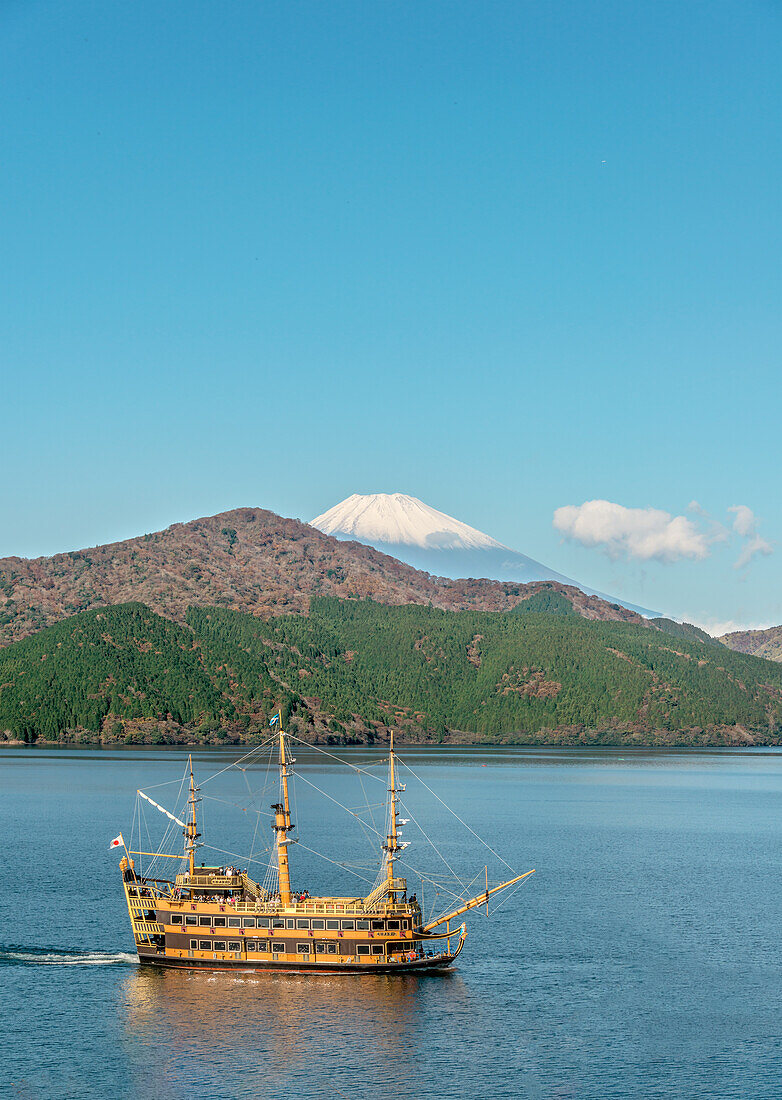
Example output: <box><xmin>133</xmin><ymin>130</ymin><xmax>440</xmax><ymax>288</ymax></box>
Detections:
<box><xmin>126</xmin><ymin>883</ymin><xmax>171</xmax><ymax>900</ymax></box>
<box><xmin>161</xmin><ymin>898</ymin><xmax>413</xmax><ymax>916</ymax></box>
<box><xmin>176</xmin><ymin>874</ymin><xmax>244</xmax><ymax>888</ymax></box>
<box><xmin>226</xmin><ymin>899</ymin><xmax>413</xmax><ymax>916</ymax></box>
<box><xmin>131</xmin><ymin>919</ymin><xmax>164</xmax><ymax>935</ymax></box>
<box><xmin>361</xmin><ymin>877</ymin><xmax>408</xmax><ymax>910</ymax></box>
<box><xmin>173</xmin><ymin>872</ymin><xmax>262</xmax><ymax>893</ymax></box>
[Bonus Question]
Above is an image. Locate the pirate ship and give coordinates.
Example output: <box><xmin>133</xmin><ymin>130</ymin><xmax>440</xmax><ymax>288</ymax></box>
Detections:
<box><xmin>118</xmin><ymin>716</ymin><xmax>533</xmax><ymax>972</ymax></box>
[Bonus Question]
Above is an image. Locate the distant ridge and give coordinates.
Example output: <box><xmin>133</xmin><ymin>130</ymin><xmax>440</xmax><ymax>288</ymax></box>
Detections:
<box><xmin>0</xmin><ymin>506</ymin><xmax>647</xmax><ymax>647</ymax></box>
<box><xmin>721</xmin><ymin>624</ymin><xmax>782</xmax><ymax>662</ymax></box>
<box><xmin>312</xmin><ymin>493</ymin><xmax>659</xmax><ymax>618</ymax></box>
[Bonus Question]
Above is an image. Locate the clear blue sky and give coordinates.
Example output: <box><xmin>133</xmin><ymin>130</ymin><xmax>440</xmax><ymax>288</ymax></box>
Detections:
<box><xmin>1</xmin><ymin>0</ymin><xmax>779</xmax><ymax>631</ymax></box>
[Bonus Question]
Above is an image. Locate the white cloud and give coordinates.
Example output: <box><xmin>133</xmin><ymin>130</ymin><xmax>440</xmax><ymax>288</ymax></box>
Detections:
<box><xmin>691</xmin><ymin>618</ymin><xmax>777</xmax><ymax>638</ymax></box>
<box><xmin>688</xmin><ymin>500</ymin><xmax>730</xmax><ymax>543</ymax></box>
<box><xmin>734</xmin><ymin>535</ymin><xmax>773</xmax><ymax>569</ymax></box>
<box><xmin>728</xmin><ymin>505</ymin><xmax>773</xmax><ymax>568</ymax></box>
<box><xmin>729</xmin><ymin>504</ymin><xmax>756</xmax><ymax>538</ymax></box>
<box><xmin>552</xmin><ymin>500</ymin><xmax>710</xmax><ymax>563</ymax></box>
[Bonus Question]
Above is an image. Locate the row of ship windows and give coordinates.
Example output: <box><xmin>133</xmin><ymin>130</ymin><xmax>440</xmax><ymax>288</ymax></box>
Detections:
<box><xmin>188</xmin><ymin>939</ymin><xmax>388</xmax><ymax>955</ymax></box>
<box><xmin>174</xmin><ymin>915</ymin><xmax>406</xmax><ymax>931</ymax></box>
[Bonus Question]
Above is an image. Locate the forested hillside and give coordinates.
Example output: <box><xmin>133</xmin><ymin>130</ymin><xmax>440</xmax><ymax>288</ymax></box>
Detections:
<box><xmin>0</xmin><ymin>507</ymin><xmax>644</xmax><ymax>646</ymax></box>
<box><xmin>2</xmin><ymin>599</ymin><xmax>780</xmax><ymax>747</ymax></box>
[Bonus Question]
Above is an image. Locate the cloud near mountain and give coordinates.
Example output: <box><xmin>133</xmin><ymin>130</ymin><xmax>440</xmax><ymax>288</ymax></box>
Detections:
<box><xmin>729</xmin><ymin>505</ymin><xmax>773</xmax><ymax>568</ymax></box>
<box><xmin>554</xmin><ymin>499</ymin><xmax>774</xmax><ymax>569</ymax></box>
<box><xmin>553</xmin><ymin>501</ymin><xmax>709</xmax><ymax>563</ymax></box>
<box><xmin>311</xmin><ymin>493</ymin><xmax>658</xmax><ymax>616</ymax></box>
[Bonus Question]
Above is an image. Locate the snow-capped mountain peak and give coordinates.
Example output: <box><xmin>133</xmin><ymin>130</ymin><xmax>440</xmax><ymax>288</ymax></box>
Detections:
<box><xmin>311</xmin><ymin>493</ymin><xmax>507</xmax><ymax>552</ymax></box>
<box><xmin>310</xmin><ymin>492</ymin><xmax>659</xmax><ymax>617</ymax></box>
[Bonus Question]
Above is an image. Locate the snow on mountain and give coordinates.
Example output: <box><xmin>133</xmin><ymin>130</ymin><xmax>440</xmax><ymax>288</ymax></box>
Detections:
<box><xmin>311</xmin><ymin>493</ymin><xmax>505</xmax><ymax>551</ymax></box>
<box><xmin>310</xmin><ymin>493</ymin><xmax>659</xmax><ymax>617</ymax></box>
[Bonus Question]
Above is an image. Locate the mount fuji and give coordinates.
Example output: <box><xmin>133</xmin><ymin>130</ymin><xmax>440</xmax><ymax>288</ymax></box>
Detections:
<box><xmin>311</xmin><ymin>493</ymin><xmax>658</xmax><ymax>617</ymax></box>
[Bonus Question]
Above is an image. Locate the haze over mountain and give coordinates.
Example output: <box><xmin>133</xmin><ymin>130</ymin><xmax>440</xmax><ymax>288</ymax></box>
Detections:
<box><xmin>311</xmin><ymin>494</ymin><xmax>659</xmax><ymax>618</ymax></box>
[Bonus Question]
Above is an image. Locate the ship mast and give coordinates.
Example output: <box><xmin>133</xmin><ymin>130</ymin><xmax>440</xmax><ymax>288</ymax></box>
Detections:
<box><xmin>185</xmin><ymin>754</ymin><xmax>201</xmax><ymax>877</ymax></box>
<box><xmin>272</xmin><ymin>715</ymin><xmax>294</xmax><ymax>906</ymax></box>
<box><xmin>384</xmin><ymin>730</ymin><xmax>402</xmax><ymax>901</ymax></box>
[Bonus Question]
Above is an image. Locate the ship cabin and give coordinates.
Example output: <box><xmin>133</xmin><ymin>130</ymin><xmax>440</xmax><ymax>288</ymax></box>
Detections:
<box><xmin>123</xmin><ymin>858</ymin><xmax>441</xmax><ymax>969</ymax></box>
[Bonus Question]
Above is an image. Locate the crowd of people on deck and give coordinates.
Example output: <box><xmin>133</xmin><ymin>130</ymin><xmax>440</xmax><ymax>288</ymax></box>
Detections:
<box><xmin>260</xmin><ymin>889</ymin><xmax>310</xmax><ymax>906</ymax></box>
<box><xmin>168</xmin><ymin>876</ymin><xmax>315</xmax><ymax>907</ymax></box>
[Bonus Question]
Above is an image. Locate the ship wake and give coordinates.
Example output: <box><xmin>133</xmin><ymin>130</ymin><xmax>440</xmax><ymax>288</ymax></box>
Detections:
<box><xmin>0</xmin><ymin>945</ymin><xmax>136</xmax><ymax>966</ymax></box>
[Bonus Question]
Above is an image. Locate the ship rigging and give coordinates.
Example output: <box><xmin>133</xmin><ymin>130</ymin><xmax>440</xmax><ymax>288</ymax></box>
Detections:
<box><xmin>117</xmin><ymin>716</ymin><xmax>534</xmax><ymax>972</ymax></box>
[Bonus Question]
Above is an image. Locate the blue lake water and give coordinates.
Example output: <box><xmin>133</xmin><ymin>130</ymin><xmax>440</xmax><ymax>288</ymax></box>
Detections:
<box><xmin>3</xmin><ymin>745</ymin><xmax>782</xmax><ymax>1099</ymax></box>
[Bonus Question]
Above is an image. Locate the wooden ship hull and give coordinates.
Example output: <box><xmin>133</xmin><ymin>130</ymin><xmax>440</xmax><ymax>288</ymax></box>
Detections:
<box><xmin>118</xmin><ymin>718</ymin><xmax>532</xmax><ymax>974</ymax></box>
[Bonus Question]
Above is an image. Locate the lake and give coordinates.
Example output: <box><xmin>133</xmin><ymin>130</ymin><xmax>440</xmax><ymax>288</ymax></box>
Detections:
<box><xmin>3</xmin><ymin>745</ymin><xmax>782</xmax><ymax>1099</ymax></box>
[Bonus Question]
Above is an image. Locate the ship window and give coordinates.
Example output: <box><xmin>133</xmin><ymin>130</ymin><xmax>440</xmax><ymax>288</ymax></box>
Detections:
<box><xmin>296</xmin><ymin>919</ymin><xmax>309</xmax><ymax>930</ymax></box>
<box><xmin>285</xmin><ymin>919</ymin><xmax>295</xmax><ymax>930</ymax></box>
<box><xmin>257</xmin><ymin>941</ymin><xmax>268</xmax><ymax>952</ymax></box>
<box><xmin>356</xmin><ymin>945</ymin><xmax>370</xmax><ymax>955</ymax></box>
<box><xmin>228</xmin><ymin>941</ymin><xmax>242</xmax><ymax>951</ymax></box>
<box><xmin>246</xmin><ymin>940</ymin><xmax>256</xmax><ymax>950</ymax></box>
<box><xmin>296</xmin><ymin>943</ymin><xmax>310</xmax><ymax>954</ymax></box>
<box><xmin>170</xmin><ymin>914</ymin><xmax>183</xmax><ymax>925</ymax></box>
<box><xmin>371</xmin><ymin>920</ymin><xmax>384</xmax><ymax>931</ymax></box>
<box><xmin>371</xmin><ymin>944</ymin><xmax>384</xmax><ymax>955</ymax></box>
<box><xmin>213</xmin><ymin>941</ymin><xmax>226</xmax><ymax>951</ymax></box>
<box><xmin>243</xmin><ymin>918</ymin><xmax>256</xmax><ymax>928</ymax></box>
<box><xmin>272</xmin><ymin>942</ymin><xmax>285</xmax><ymax>953</ymax></box>
<box><xmin>185</xmin><ymin>915</ymin><xmax>197</xmax><ymax>926</ymax></box>
<box><xmin>402</xmin><ymin>920</ymin><xmax>409</xmax><ymax>930</ymax></box>
<box><xmin>341</xmin><ymin>920</ymin><xmax>355</xmax><ymax>931</ymax></box>
<box><xmin>228</xmin><ymin>917</ymin><xmax>241</xmax><ymax>927</ymax></box>
<box><xmin>327</xmin><ymin>943</ymin><xmax>338</xmax><ymax>954</ymax></box>
<box><xmin>190</xmin><ymin>939</ymin><xmax>198</xmax><ymax>949</ymax></box>
<box><xmin>387</xmin><ymin>920</ymin><xmax>400</xmax><ymax>930</ymax></box>
<box><xmin>272</xmin><ymin>918</ymin><xmax>285</xmax><ymax>928</ymax></box>
<box><xmin>257</xmin><ymin>918</ymin><xmax>270</xmax><ymax>929</ymax></box>
<box><xmin>356</xmin><ymin>920</ymin><xmax>370</xmax><ymax>930</ymax></box>
<box><xmin>326</xmin><ymin>920</ymin><xmax>340</xmax><ymax>930</ymax></box>
<box><xmin>199</xmin><ymin>940</ymin><xmax>211</xmax><ymax>950</ymax></box>
<box><xmin>214</xmin><ymin>917</ymin><xmax>226</xmax><ymax>927</ymax></box>
<box><xmin>311</xmin><ymin>919</ymin><xmax>324</xmax><ymax>930</ymax></box>
<box><xmin>315</xmin><ymin>942</ymin><xmax>327</xmax><ymax>952</ymax></box>
<box><xmin>199</xmin><ymin>916</ymin><xmax>211</xmax><ymax>926</ymax></box>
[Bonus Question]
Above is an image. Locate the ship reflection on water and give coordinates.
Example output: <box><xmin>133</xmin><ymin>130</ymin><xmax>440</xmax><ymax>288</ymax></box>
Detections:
<box><xmin>121</xmin><ymin>964</ymin><xmax>472</xmax><ymax>1095</ymax></box>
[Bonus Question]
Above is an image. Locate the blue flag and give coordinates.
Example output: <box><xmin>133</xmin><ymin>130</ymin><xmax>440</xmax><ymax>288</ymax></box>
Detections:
<box><xmin>269</xmin><ymin>712</ymin><xmax>280</xmax><ymax>728</ymax></box>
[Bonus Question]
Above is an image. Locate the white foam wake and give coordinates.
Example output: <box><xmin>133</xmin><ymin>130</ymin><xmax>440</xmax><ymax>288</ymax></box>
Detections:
<box><xmin>0</xmin><ymin>948</ymin><xmax>137</xmax><ymax>966</ymax></box>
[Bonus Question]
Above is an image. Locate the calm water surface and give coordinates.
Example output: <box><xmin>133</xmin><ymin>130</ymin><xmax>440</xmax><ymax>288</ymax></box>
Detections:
<box><xmin>3</xmin><ymin>745</ymin><xmax>782</xmax><ymax>1099</ymax></box>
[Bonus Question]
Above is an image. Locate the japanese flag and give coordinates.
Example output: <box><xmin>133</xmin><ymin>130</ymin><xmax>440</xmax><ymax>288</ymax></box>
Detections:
<box><xmin>109</xmin><ymin>833</ymin><xmax>124</xmax><ymax>851</ymax></box>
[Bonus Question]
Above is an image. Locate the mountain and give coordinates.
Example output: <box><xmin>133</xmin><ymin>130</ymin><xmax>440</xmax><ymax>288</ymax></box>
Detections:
<box><xmin>2</xmin><ymin>598</ymin><xmax>780</xmax><ymax>747</ymax></box>
<box><xmin>311</xmin><ymin>493</ymin><xmax>658</xmax><ymax>617</ymax></box>
<box><xmin>651</xmin><ymin>618</ymin><xmax>722</xmax><ymax>647</ymax></box>
<box><xmin>0</xmin><ymin>507</ymin><xmax>645</xmax><ymax>647</ymax></box>
<box><xmin>312</xmin><ymin>493</ymin><xmax>511</xmax><ymax>553</ymax></box>
<box><xmin>721</xmin><ymin>625</ymin><xmax>782</xmax><ymax>662</ymax></box>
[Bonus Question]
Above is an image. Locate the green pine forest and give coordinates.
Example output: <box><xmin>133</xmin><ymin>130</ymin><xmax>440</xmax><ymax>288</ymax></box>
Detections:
<box><xmin>1</xmin><ymin>598</ymin><xmax>781</xmax><ymax>746</ymax></box>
